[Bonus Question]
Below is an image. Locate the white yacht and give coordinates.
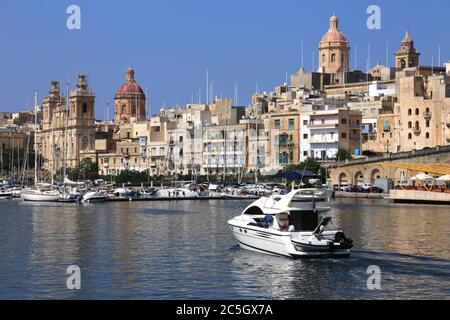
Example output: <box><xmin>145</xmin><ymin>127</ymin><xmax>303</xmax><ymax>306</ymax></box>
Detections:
<box><xmin>82</xmin><ymin>190</ymin><xmax>108</xmax><ymax>203</ymax></box>
<box><xmin>22</xmin><ymin>189</ymin><xmax>61</xmax><ymax>202</ymax></box>
<box><xmin>228</xmin><ymin>189</ymin><xmax>353</xmax><ymax>258</ymax></box>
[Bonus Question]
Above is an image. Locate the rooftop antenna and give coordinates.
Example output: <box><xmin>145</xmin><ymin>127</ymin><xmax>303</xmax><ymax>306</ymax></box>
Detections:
<box><xmin>206</xmin><ymin>69</ymin><xmax>209</xmax><ymax>105</ymax></box>
<box><xmin>312</xmin><ymin>51</ymin><xmax>315</xmax><ymax>72</ymax></box>
<box><xmin>301</xmin><ymin>40</ymin><xmax>304</xmax><ymax>69</ymax></box>
<box><xmin>438</xmin><ymin>44</ymin><xmax>441</xmax><ymax>66</ymax></box>
<box><xmin>354</xmin><ymin>45</ymin><xmax>357</xmax><ymax>70</ymax></box>
<box><xmin>386</xmin><ymin>40</ymin><xmax>389</xmax><ymax>67</ymax></box>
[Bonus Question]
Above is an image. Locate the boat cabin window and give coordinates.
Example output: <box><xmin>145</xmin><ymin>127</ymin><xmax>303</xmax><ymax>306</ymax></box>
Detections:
<box><xmin>289</xmin><ymin>211</ymin><xmax>319</xmax><ymax>232</ymax></box>
<box><xmin>243</xmin><ymin>206</ymin><xmax>264</xmax><ymax>215</ymax></box>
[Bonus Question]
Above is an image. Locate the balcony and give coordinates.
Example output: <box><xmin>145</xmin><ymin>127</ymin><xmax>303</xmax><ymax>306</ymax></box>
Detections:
<box><xmin>278</xmin><ymin>141</ymin><xmax>295</xmax><ymax>148</ymax></box>
<box><xmin>308</xmin><ymin>123</ymin><xmax>339</xmax><ymax>129</ymax></box>
<box><xmin>423</xmin><ymin>111</ymin><xmax>432</xmax><ymax>119</ymax></box>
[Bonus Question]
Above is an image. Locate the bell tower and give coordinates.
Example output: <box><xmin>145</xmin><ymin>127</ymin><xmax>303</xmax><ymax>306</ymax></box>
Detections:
<box><xmin>396</xmin><ymin>30</ymin><xmax>420</xmax><ymax>69</ymax></box>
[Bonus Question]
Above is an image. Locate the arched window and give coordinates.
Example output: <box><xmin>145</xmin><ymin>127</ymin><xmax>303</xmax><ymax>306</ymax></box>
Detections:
<box><xmin>82</xmin><ymin>103</ymin><xmax>88</xmax><ymax>114</ymax></box>
<box><xmin>408</xmin><ymin>121</ymin><xmax>412</xmax><ymax>129</ymax></box>
<box><xmin>408</xmin><ymin>133</ymin><xmax>412</xmax><ymax>139</ymax></box>
<box><xmin>400</xmin><ymin>59</ymin><xmax>406</xmax><ymax>69</ymax></box>
<box><xmin>425</xmin><ymin>132</ymin><xmax>430</xmax><ymax>139</ymax></box>
<box><xmin>121</xmin><ymin>105</ymin><xmax>126</xmax><ymax>114</ymax></box>
<box><xmin>415</xmin><ymin>121</ymin><xmax>420</xmax><ymax>131</ymax></box>
<box><xmin>426</xmin><ymin>120</ymin><xmax>430</xmax><ymax>128</ymax></box>
<box><xmin>408</xmin><ymin>108</ymin><xmax>412</xmax><ymax>116</ymax></box>
<box><xmin>322</xmin><ymin>54</ymin><xmax>326</xmax><ymax>63</ymax></box>
<box><xmin>415</xmin><ymin>108</ymin><xmax>419</xmax><ymax>115</ymax></box>
<box><xmin>331</xmin><ymin>53</ymin><xmax>336</xmax><ymax>62</ymax></box>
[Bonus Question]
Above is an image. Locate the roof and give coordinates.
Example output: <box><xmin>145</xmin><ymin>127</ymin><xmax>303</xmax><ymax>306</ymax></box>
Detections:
<box><xmin>383</xmin><ymin>162</ymin><xmax>450</xmax><ymax>175</ymax></box>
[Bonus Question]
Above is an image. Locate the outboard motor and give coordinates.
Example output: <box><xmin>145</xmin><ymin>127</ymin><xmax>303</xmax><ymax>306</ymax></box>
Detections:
<box><xmin>334</xmin><ymin>232</ymin><xmax>354</xmax><ymax>249</ymax></box>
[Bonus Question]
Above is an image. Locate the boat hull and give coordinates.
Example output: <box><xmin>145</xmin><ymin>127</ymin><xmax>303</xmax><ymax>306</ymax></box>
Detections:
<box><xmin>228</xmin><ymin>222</ymin><xmax>351</xmax><ymax>258</ymax></box>
<box><xmin>22</xmin><ymin>192</ymin><xmax>61</xmax><ymax>202</ymax></box>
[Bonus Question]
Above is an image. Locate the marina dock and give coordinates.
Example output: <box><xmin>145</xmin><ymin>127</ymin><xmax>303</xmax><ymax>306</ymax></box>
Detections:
<box><xmin>387</xmin><ymin>189</ymin><xmax>450</xmax><ymax>205</ymax></box>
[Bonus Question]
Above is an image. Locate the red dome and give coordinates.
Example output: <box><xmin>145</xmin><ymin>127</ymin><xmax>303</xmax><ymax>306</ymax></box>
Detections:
<box><xmin>115</xmin><ymin>67</ymin><xmax>145</xmax><ymax>98</ymax></box>
<box><xmin>320</xmin><ymin>30</ymin><xmax>348</xmax><ymax>44</ymax></box>
<box><xmin>116</xmin><ymin>82</ymin><xmax>144</xmax><ymax>95</ymax></box>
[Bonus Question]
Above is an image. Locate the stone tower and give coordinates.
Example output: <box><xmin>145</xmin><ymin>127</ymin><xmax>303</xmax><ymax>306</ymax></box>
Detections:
<box><xmin>396</xmin><ymin>30</ymin><xmax>420</xmax><ymax>69</ymax></box>
<box><xmin>318</xmin><ymin>15</ymin><xmax>350</xmax><ymax>84</ymax></box>
<box><xmin>67</xmin><ymin>75</ymin><xmax>96</xmax><ymax>167</ymax></box>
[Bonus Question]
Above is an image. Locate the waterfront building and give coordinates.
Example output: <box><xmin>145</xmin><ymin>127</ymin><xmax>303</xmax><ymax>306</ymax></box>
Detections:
<box><xmin>306</xmin><ymin>106</ymin><xmax>362</xmax><ymax>161</ymax></box>
<box><xmin>38</xmin><ymin>75</ymin><xmax>96</xmax><ymax>171</ymax></box>
<box><xmin>268</xmin><ymin>110</ymin><xmax>301</xmax><ymax>169</ymax></box>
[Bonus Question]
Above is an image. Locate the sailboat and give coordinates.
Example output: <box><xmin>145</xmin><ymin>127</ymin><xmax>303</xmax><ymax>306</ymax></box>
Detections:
<box><xmin>22</xmin><ymin>91</ymin><xmax>61</xmax><ymax>202</ymax></box>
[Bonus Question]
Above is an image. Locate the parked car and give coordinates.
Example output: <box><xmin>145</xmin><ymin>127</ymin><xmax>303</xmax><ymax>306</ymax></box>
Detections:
<box><xmin>339</xmin><ymin>185</ymin><xmax>351</xmax><ymax>192</ymax></box>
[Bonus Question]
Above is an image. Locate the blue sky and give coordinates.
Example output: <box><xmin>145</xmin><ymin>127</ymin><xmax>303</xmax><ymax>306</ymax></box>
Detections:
<box><xmin>0</xmin><ymin>0</ymin><xmax>449</xmax><ymax>118</ymax></box>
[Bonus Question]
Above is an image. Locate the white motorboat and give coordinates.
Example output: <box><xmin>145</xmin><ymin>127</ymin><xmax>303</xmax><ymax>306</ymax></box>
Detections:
<box><xmin>0</xmin><ymin>189</ymin><xmax>13</xmax><ymax>199</ymax></box>
<box><xmin>22</xmin><ymin>189</ymin><xmax>61</xmax><ymax>202</ymax></box>
<box><xmin>228</xmin><ymin>189</ymin><xmax>353</xmax><ymax>258</ymax></box>
<box><xmin>82</xmin><ymin>190</ymin><xmax>108</xmax><ymax>203</ymax></box>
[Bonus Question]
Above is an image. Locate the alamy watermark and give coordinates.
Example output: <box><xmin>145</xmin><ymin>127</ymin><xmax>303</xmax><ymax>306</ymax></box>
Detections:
<box><xmin>66</xmin><ymin>265</ymin><xmax>81</xmax><ymax>290</ymax></box>
<box><xmin>366</xmin><ymin>5</ymin><xmax>381</xmax><ymax>30</ymax></box>
<box><xmin>366</xmin><ymin>265</ymin><xmax>381</xmax><ymax>290</ymax></box>
<box><xmin>66</xmin><ymin>5</ymin><xmax>81</xmax><ymax>30</ymax></box>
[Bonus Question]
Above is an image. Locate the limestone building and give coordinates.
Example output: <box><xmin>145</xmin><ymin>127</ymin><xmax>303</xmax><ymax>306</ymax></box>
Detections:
<box><xmin>39</xmin><ymin>75</ymin><xmax>96</xmax><ymax>171</ymax></box>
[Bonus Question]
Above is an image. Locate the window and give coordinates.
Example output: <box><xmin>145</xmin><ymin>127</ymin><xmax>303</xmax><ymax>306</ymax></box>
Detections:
<box><xmin>426</xmin><ymin>120</ymin><xmax>430</xmax><ymax>128</ymax></box>
<box><xmin>415</xmin><ymin>108</ymin><xmax>419</xmax><ymax>115</ymax></box>
<box><xmin>288</xmin><ymin>118</ymin><xmax>295</xmax><ymax>129</ymax></box>
<box><xmin>408</xmin><ymin>121</ymin><xmax>412</xmax><ymax>129</ymax></box>
<box><xmin>303</xmin><ymin>134</ymin><xmax>308</xmax><ymax>139</ymax></box>
<box><xmin>303</xmin><ymin>151</ymin><xmax>308</xmax><ymax>156</ymax></box>
<box><xmin>415</xmin><ymin>121</ymin><xmax>419</xmax><ymax>130</ymax></box>
<box><xmin>303</xmin><ymin>120</ymin><xmax>308</xmax><ymax>126</ymax></box>
<box><xmin>408</xmin><ymin>109</ymin><xmax>412</xmax><ymax>116</ymax></box>
<box><xmin>82</xmin><ymin>103</ymin><xmax>88</xmax><ymax>114</ymax></box>
<box><xmin>274</xmin><ymin>119</ymin><xmax>280</xmax><ymax>129</ymax></box>
<box><xmin>341</xmin><ymin>118</ymin><xmax>347</xmax><ymax>125</ymax></box>
<box><xmin>425</xmin><ymin>132</ymin><xmax>430</xmax><ymax>139</ymax></box>
<box><xmin>322</xmin><ymin>54</ymin><xmax>326</xmax><ymax>63</ymax></box>
<box><xmin>331</xmin><ymin>54</ymin><xmax>336</xmax><ymax>62</ymax></box>
<box><xmin>408</xmin><ymin>133</ymin><xmax>412</xmax><ymax>139</ymax></box>
<box><xmin>341</xmin><ymin>133</ymin><xmax>347</xmax><ymax>139</ymax></box>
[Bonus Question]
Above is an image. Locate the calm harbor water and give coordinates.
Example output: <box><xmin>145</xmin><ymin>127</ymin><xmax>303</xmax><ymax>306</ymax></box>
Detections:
<box><xmin>0</xmin><ymin>198</ymin><xmax>449</xmax><ymax>300</ymax></box>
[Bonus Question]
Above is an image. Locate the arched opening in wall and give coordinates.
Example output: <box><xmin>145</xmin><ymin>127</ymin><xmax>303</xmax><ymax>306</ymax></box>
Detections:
<box><xmin>370</xmin><ymin>169</ymin><xmax>382</xmax><ymax>185</ymax></box>
<box><xmin>331</xmin><ymin>53</ymin><xmax>336</xmax><ymax>62</ymax></box>
<box><xmin>400</xmin><ymin>59</ymin><xmax>406</xmax><ymax>68</ymax></box>
<box><xmin>354</xmin><ymin>171</ymin><xmax>364</xmax><ymax>185</ymax></box>
<box><xmin>408</xmin><ymin>108</ymin><xmax>412</xmax><ymax>116</ymax></box>
<box><xmin>322</xmin><ymin>54</ymin><xmax>326</xmax><ymax>64</ymax></box>
<box><xmin>338</xmin><ymin>172</ymin><xmax>348</xmax><ymax>185</ymax></box>
<box><xmin>121</xmin><ymin>105</ymin><xmax>126</xmax><ymax>115</ymax></box>
<box><xmin>415</xmin><ymin>108</ymin><xmax>419</xmax><ymax>115</ymax></box>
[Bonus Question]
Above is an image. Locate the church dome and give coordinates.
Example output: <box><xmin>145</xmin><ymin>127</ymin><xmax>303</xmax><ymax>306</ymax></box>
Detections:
<box><xmin>320</xmin><ymin>15</ymin><xmax>349</xmax><ymax>46</ymax></box>
<box><xmin>115</xmin><ymin>67</ymin><xmax>145</xmax><ymax>97</ymax></box>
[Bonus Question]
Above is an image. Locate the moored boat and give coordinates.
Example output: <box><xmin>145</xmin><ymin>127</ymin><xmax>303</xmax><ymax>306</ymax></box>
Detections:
<box><xmin>22</xmin><ymin>189</ymin><xmax>61</xmax><ymax>202</ymax></box>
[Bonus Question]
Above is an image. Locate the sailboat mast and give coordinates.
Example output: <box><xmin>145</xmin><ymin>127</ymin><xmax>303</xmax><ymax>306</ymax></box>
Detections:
<box><xmin>34</xmin><ymin>91</ymin><xmax>38</xmax><ymax>187</ymax></box>
<box><xmin>63</xmin><ymin>82</ymin><xmax>69</xmax><ymax>186</ymax></box>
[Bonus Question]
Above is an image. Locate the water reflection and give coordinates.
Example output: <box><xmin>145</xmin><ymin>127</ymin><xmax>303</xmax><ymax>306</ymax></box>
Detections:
<box><xmin>0</xmin><ymin>199</ymin><xmax>448</xmax><ymax>299</ymax></box>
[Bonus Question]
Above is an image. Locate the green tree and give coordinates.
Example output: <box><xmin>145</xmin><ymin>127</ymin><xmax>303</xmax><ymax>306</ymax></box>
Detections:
<box><xmin>336</xmin><ymin>148</ymin><xmax>351</xmax><ymax>161</ymax></box>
